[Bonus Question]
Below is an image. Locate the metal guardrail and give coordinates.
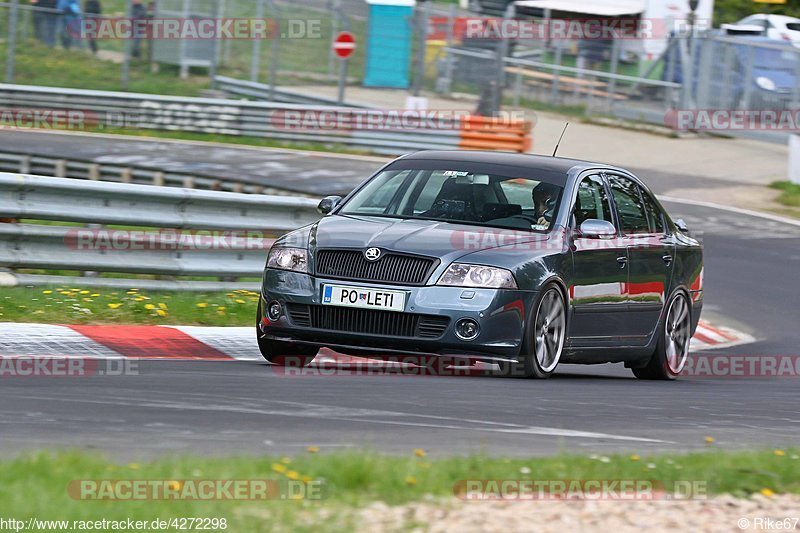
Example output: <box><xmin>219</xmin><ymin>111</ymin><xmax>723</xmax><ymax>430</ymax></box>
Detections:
<box><xmin>0</xmin><ymin>150</ymin><xmax>315</xmax><ymax>197</ymax></box>
<box><xmin>0</xmin><ymin>173</ymin><xmax>321</xmax><ymax>290</ymax></box>
<box><xmin>0</xmin><ymin>84</ymin><xmax>472</xmax><ymax>155</ymax></box>
<box><xmin>214</xmin><ymin>76</ymin><xmax>369</xmax><ymax>108</ymax></box>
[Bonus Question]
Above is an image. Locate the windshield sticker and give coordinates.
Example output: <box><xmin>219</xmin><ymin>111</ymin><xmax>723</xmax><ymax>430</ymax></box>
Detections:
<box><xmin>443</xmin><ymin>171</ymin><xmax>470</xmax><ymax>177</ymax></box>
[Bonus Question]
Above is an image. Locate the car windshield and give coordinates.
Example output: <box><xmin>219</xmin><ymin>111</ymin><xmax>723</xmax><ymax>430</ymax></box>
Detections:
<box><xmin>339</xmin><ymin>168</ymin><xmax>565</xmax><ymax>232</ymax></box>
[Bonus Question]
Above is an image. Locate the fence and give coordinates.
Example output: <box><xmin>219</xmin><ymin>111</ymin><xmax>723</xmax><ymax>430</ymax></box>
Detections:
<box><xmin>0</xmin><ymin>83</ymin><xmax>532</xmax><ymax>153</ymax></box>
<box><xmin>4</xmin><ymin>1</ymin><xmax>798</xmax><ymax>138</ymax></box>
<box><xmin>0</xmin><ymin>0</ymin><xmax>364</xmax><ymax>89</ymax></box>
<box><xmin>0</xmin><ymin>172</ymin><xmax>321</xmax><ymax>290</ymax></box>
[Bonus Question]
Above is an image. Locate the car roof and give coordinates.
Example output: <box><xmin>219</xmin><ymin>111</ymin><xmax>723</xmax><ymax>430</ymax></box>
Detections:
<box><xmin>399</xmin><ymin>150</ymin><xmax>622</xmax><ymax>175</ymax></box>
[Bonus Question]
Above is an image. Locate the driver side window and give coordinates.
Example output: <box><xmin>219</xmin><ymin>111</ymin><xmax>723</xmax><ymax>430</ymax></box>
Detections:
<box><xmin>574</xmin><ymin>175</ymin><xmax>613</xmax><ymax>226</ymax></box>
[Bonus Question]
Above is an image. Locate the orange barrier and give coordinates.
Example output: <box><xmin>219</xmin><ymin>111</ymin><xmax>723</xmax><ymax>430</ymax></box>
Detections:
<box><xmin>458</xmin><ymin>115</ymin><xmax>533</xmax><ymax>153</ymax></box>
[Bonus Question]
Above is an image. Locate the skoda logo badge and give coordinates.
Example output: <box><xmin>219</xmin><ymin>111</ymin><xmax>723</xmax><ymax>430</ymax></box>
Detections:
<box><xmin>364</xmin><ymin>247</ymin><xmax>382</xmax><ymax>261</ymax></box>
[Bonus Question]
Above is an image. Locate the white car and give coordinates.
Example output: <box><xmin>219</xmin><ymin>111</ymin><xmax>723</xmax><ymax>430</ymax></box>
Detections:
<box><xmin>735</xmin><ymin>14</ymin><xmax>800</xmax><ymax>47</ymax></box>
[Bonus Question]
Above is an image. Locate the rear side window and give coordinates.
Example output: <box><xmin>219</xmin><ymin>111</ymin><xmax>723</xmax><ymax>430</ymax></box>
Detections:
<box><xmin>607</xmin><ymin>175</ymin><xmax>649</xmax><ymax>234</ymax></box>
<box><xmin>787</xmin><ymin>23</ymin><xmax>800</xmax><ymax>32</ymax></box>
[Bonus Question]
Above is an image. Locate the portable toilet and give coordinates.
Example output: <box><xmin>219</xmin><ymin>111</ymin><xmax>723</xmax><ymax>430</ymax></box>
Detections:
<box><xmin>363</xmin><ymin>0</ymin><xmax>416</xmax><ymax>88</ymax></box>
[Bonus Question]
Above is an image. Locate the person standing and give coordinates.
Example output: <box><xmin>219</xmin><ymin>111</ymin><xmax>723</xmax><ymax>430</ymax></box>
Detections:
<box><xmin>130</xmin><ymin>0</ymin><xmax>147</xmax><ymax>59</ymax></box>
<box><xmin>38</xmin><ymin>0</ymin><xmax>58</xmax><ymax>47</ymax></box>
<box><xmin>57</xmin><ymin>0</ymin><xmax>81</xmax><ymax>49</ymax></box>
<box><xmin>83</xmin><ymin>0</ymin><xmax>101</xmax><ymax>54</ymax></box>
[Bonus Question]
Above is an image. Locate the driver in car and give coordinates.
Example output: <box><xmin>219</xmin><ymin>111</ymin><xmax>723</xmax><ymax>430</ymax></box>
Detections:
<box><xmin>532</xmin><ymin>182</ymin><xmax>559</xmax><ymax>227</ymax></box>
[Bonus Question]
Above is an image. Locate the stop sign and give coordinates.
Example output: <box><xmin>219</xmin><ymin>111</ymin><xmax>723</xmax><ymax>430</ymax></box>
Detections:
<box><xmin>333</xmin><ymin>31</ymin><xmax>356</xmax><ymax>59</ymax></box>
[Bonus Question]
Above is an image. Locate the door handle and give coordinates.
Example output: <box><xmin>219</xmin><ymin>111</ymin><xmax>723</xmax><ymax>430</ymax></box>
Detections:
<box><xmin>616</xmin><ymin>256</ymin><xmax>628</xmax><ymax>268</ymax></box>
<box><xmin>662</xmin><ymin>254</ymin><xmax>673</xmax><ymax>266</ymax></box>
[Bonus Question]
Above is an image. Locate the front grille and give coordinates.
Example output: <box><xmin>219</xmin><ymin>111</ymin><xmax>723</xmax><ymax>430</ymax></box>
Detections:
<box><xmin>286</xmin><ymin>304</ymin><xmax>450</xmax><ymax>338</ymax></box>
<box><xmin>315</xmin><ymin>249</ymin><xmax>437</xmax><ymax>286</ymax></box>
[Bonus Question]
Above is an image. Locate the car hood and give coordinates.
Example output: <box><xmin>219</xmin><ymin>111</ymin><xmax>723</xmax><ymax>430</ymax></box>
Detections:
<box><xmin>304</xmin><ymin>214</ymin><xmax>553</xmax><ymax>264</ymax></box>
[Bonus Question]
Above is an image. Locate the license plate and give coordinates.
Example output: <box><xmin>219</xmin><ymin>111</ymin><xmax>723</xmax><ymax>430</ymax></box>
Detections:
<box><xmin>322</xmin><ymin>284</ymin><xmax>406</xmax><ymax>312</ymax></box>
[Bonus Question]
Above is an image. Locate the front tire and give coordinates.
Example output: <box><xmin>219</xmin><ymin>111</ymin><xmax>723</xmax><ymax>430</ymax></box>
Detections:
<box><xmin>496</xmin><ymin>284</ymin><xmax>566</xmax><ymax>379</ymax></box>
<box><xmin>256</xmin><ymin>301</ymin><xmax>318</xmax><ymax>367</ymax></box>
<box><xmin>632</xmin><ymin>291</ymin><xmax>691</xmax><ymax>380</ymax></box>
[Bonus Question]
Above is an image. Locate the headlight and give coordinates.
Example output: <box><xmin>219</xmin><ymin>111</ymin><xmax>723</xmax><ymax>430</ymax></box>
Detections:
<box><xmin>756</xmin><ymin>76</ymin><xmax>776</xmax><ymax>91</ymax></box>
<box><xmin>266</xmin><ymin>247</ymin><xmax>308</xmax><ymax>273</ymax></box>
<box><xmin>436</xmin><ymin>263</ymin><xmax>517</xmax><ymax>289</ymax></box>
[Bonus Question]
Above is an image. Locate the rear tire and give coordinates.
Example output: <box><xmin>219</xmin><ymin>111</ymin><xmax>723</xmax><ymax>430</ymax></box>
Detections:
<box><xmin>256</xmin><ymin>301</ymin><xmax>318</xmax><ymax>367</ymax></box>
<box><xmin>495</xmin><ymin>284</ymin><xmax>566</xmax><ymax>379</ymax></box>
<box><xmin>632</xmin><ymin>291</ymin><xmax>691</xmax><ymax>380</ymax></box>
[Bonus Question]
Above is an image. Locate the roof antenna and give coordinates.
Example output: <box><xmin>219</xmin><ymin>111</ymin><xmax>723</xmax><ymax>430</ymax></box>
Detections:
<box><xmin>552</xmin><ymin>122</ymin><xmax>569</xmax><ymax>157</ymax></box>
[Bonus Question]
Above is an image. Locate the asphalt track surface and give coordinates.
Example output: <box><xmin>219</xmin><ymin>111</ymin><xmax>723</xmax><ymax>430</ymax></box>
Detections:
<box><xmin>1</xmin><ymin>131</ymin><xmax>799</xmax><ymax>460</ymax></box>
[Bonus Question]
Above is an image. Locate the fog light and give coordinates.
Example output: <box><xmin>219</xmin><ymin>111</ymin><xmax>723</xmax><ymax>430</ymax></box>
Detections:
<box><xmin>455</xmin><ymin>318</ymin><xmax>480</xmax><ymax>341</ymax></box>
<box><xmin>267</xmin><ymin>301</ymin><xmax>282</xmax><ymax>321</ymax></box>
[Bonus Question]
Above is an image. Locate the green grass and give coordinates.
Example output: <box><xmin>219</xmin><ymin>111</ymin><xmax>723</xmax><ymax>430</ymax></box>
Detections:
<box><xmin>0</xmin><ymin>449</ymin><xmax>797</xmax><ymax>531</ymax></box>
<box><xmin>0</xmin><ymin>286</ymin><xmax>258</xmax><ymax>326</ymax></box>
<box><xmin>770</xmin><ymin>181</ymin><xmax>800</xmax><ymax>208</ymax></box>
<box><xmin>91</xmin><ymin>126</ymin><xmax>376</xmax><ymax>156</ymax></box>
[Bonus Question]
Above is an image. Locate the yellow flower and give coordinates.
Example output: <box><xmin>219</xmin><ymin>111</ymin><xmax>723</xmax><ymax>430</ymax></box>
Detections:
<box><xmin>155</xmin><ymin>309</ymin><xmax>167</xmax><ymax>317</ymax></box>
<box><xmin>704</xmin><ymin>436</ymin><xmax>715</xmax><ymax>444</ymax></box>
<box><xmin>91</xmin><ymin>293</ymin><xmax>100</xmax><ymax>297</ymax></box>
<box><xmin>145</xmin><ymin>304</ymin><xmax>156</xmax><ymax>310</ymax></box>
<box><xmin>301</xmin><ymin>475</ymin><xmax>312</xmax><ymax>483</ymax></box>
<box><xmin>774</xmin><ymin>449</ymin><xmax>786</xmax><ymax>456</ymax></box>
<box><xmin>629</xmin><ymin>454</ymin><xmax>640</xmax><ymax>461</ymax></box>
<box><xmin>80</xmin><ymin>290</ymin><xmax>90</xmax><ymax>295</ymax></box>
<box><xmin>286</xmin><ymin>471</ymin><xmax>299</xmax><ymax>480</ymax></box>
<box><xmin>82</xmin><ymin>298</ymin><xmax>93</xmax><ymax>302</ymax></box>
<box><xmin>128</xmin><ymin>288</ymin><xmax>138</xmax><ymax>292</ymax></box>
<box><xmin>217</xmin><ymin>306</ymin><xmax>226</xmax><ymax>311</ymax></box>
<box><xmin>167</xmin><ymin>480</ymin><xmax>182</xmax><ymax>491</ymax></box>
<box><xmin>42</xmin><ymin>290</ymin><xmax>52</xmax><ymax>295</ymax></box>
<box><xmin>107</xmin><ymin>303</ymin><xmax>123</xmax><ymax>309</ymax></box>
<box><xmin>135</xmin><ymin>296</ymin><xmax>146</xmax><ymax>301</ymax></box>
<box><xmin>196</xmin><ymin>302</ymin><xmax>208</xmax><ymax>308</ymax></box>
<box><xmin>126</xmin><ymin>291</ymin><xmax>137</xmax><ymax>295</ymax></box>
<box><xmin>413</xmin><ymin>448</ymin><xmax>427</xmax><ymax>458</ymax></box>
<box><xmin>128</xmin><ymin>463</ymin><xmax>140</xmax><ymax>470</ymax></box>
<box><xmin>235</xmin><ymin>299</ymin><xmax>246</xmax><ymax>304</ymax></box>
<box><xmin>158</xmin><ymin>303</ymin><xmax>168</xmax><ymax>310</ymax></box>
<box><xmin>404</xmin><ymin>476</ymin><xmax>417</xmax><ymax>486</ymax></box>
<box><xmin>760</xmin><ymin>488</ymin><xmax>775</xmax><ymax>498</ymax></box>
<box><xmin>307</xmin><ymin>446</ymin><xmax>319</xmax><ymax>454</ymax></box>
<box><xmin>271</xmin><ymin>463</ymin><xmax>287</xmax><ymax>474</ymax></box>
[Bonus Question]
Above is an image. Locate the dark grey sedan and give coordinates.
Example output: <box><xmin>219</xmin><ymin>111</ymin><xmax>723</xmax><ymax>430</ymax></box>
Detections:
<box><xmin>257</xmin><ymin>151</ymin><xmax>703</xmax><ymax>380</ymax></box>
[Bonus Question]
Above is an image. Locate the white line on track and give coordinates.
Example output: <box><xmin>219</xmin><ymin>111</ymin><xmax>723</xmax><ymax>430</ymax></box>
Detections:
<box><xmin>659</xmin><ymin>195</ymin><xmax>800</xmax><ymax>228</ymax></box>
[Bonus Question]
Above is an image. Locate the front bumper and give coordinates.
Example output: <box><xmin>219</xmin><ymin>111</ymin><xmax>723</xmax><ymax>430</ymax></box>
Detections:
<box><xmin>258</xmin><ymin>269</ymin><xmax>535</xmax><ymax>360</ymax></box>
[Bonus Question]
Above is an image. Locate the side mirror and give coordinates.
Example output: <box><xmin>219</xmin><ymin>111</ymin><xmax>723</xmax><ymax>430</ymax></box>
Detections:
<box><xmin>317</xmin><ymin>195</ymin><xmax>342</xmax><ymax>215</ymax></box>
<box><xmin>579</xmin><ymin>219</ymin><xmax>617</xmax><ymax>239</ymax></box>
<box><xmin>674</xmin><ymin>218</ymin><xmax>689</xmax><ymax>233</ymax></box>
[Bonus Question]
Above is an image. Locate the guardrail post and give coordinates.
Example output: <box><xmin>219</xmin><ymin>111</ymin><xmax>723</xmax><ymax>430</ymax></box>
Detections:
<box><xmin>152</xmin><ymin>172</ymin><xmax>165</xmax><ymax>186</ymax></box>
<box><xmin>5</xmin><ymin>0</ymin><xmax>19</xmax><ymax>83</ymax></box>
<box><xmin>19</xmin><ymin>156</ymin><xmax>30</xmax><ymax>175</ymax></box>
<box><xmin>88</xmin><ymin>164</ymin><xmax>100</xmax><ymax>180</ymax></box>
<box><xmin>54</xmin><ymin>159</ymin><xmax>67</xmax><ymax>178</ymax></box>
<box><xmin>232</xmin><ymin>182</ymin><xmax>243</xmax><ymax>193</ymax></box>
<box><xmin>183</xmin><ymin>176</ymin><xmax>195</xmax><ymax>189</ymax></box>
<box><xmin>120</xmin><ymin>168</ymin><xmax>133</xmax><ymax>183</ymax></box>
